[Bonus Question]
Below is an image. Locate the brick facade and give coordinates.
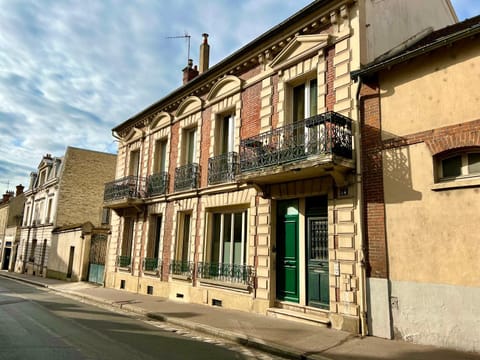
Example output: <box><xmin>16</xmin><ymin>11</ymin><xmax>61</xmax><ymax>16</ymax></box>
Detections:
<box><xmin>359</xmin><ymin>79</ymin><xmax>388</xmax><ymax>279</ymax></box>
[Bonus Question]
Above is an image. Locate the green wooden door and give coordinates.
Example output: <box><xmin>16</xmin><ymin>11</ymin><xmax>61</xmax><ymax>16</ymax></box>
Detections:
<box><xmin>276</xmin><ymin>200</ymin><xmax>299</xmax><ymax>303</ymax></box>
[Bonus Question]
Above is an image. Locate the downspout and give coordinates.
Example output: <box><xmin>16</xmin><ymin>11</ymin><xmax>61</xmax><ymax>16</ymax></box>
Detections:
<box><xmin>354</xmin><ymin>77</ymin><xmax>368</xmax><ymax>337</ymax></box>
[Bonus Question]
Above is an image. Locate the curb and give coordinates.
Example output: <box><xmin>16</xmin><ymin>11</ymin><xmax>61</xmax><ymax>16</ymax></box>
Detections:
<box><xmin>0</xmin><ymin>273</ymin><xmax>332</xmax><ymax>360</ymax></box>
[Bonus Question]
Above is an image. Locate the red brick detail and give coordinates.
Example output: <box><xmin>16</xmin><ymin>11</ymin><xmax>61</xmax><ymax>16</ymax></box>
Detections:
<box><xmin>271</xmin><ymin>74</ymin><xmax>279</xmax><ymax>129</ymax></box>
<box><xmin>325</xmin><ymin>46</ymin><xmax>335</xmax><ymax>111</ymax></box>
<box><xmin>168</xmin><ymin>122</ymin><xmax>180</xmax><ymax>194</ymax></box>
<box><xmin>161</xmin><ymin>201</ymin><xmax>174</xmax><ymax>281</ymax></box>
<box><xmin>359</xmin><ymin>79</ymin><xmax>388</xmax><ymax>279</ymax></box>
<box><xmin>241</xmin><ymin>82</ymin><xmax>261</xmax><ymax>139</ymax></box>
<box><xmin>199</xmin><ymin>107</ymin><xmax>212</xmax><ymax>188</ymax></box>
<box><xmin>382</xmin><ymin>119</ymin><xmax>480</xmax><ymax>153</ymax></box>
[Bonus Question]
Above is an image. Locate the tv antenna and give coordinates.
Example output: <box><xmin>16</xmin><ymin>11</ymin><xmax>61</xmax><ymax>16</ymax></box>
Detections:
<box><xmin>166</xmin><ymin>32</ymin><xmax>191</xmax><ymax>65</ymax></box>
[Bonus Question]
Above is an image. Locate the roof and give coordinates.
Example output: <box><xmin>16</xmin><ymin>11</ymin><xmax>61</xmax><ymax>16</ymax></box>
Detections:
<box><xmin>113</xmin><ymin>0</ymin><xmax>335</xmax><ymax>133</ymax></box>
<box><xmin>351</xmin><ymin>14</ymin><xmax>480</xmax><ymax>81</ymax></box>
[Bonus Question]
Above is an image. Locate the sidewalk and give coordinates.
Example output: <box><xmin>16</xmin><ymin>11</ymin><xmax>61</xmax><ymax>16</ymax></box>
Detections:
<box><xmin>1</xmin><ymin>271</ymin><xmax>478</xmax><ymax>360</ymax></box>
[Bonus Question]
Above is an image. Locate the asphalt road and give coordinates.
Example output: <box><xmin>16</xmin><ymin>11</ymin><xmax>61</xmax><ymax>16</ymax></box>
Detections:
<box><xmin>0</xmin><ymin>277</ymin><xmax>260</xmax><ymax>360</ymax></box>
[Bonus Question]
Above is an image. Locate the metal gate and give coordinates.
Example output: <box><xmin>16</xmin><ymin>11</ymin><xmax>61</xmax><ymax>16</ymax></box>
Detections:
<box><xmin>88</xmin><ymin>233</ymin><xmax>107</xmax><ymax>284</ymax></box>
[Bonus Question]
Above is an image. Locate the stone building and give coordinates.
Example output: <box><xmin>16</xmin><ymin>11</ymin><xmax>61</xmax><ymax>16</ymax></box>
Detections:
<box><xmin>0</xmin><ymin>185</ymin><xmax>25</xmax><ymax>271</ymax></box>
<box><xmin>352</xmin><ymin>15</ymin><xmax>480</xmax><ymax>351</ymax></box>
<box><xmin>103</xmin><ymin>0</ymin><xmax>456</xmax><ymax>334</ymax></box>
<box><xmin>16</xmin><ymin>147</ymin><xmax>116</xmax><ymax>283</ymax></box>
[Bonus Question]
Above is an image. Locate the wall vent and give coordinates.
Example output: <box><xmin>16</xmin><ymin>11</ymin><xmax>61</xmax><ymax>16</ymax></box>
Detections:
<box><xmin>147</xmin><ymin>286</ymin><xmax>154</xmax><ymax>295</ymax></box>
<box><xmin>176</xmin><ymin>293</ymin><xmax>184</xmax><ymax>298</ymax></box>
<box><xmin>120</xmin><ymin>280</ymin><xmax>125</xmax><ymax>289</ymax></box>
<box><xmin>212</xmin><ymin>299</ymin><xmax>222</xmax><ymax>307</ymax></box>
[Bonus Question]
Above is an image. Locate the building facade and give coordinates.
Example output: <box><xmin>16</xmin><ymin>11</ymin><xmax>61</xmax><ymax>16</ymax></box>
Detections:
<box><xmin>353</xmin><ymin>16</ymin><xmax>480</xmax><ymax>351</ymax></box>
<box><xmin>104</xmin><ymin>0</ymin><xmax>456</xmax><ymax>334</ymax></box>
<box><xmin>0</xmin><ymin>186</ymin><xmax>26</xmax><ymax>271</ymax></box>
<box><xmin>16</xmin><ymin>147</ymin><xmax>116</xmax><ymax>282</ymax></box>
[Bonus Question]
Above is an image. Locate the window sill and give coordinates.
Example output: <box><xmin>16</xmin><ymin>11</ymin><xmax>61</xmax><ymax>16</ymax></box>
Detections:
<box><xmin>118</xmin><ymin>266</ymin><xmax>132</xmax><ymax>272</ymax></box>
<box><xmin>143</xmin><ymin>270</ymin><xmax>160</xmax><ymax>277</ymax></box>
<box><xmin>199</xmin><ymin>278</ymin><xmax>251</xmax><ymax>293</ymax></box>
<box><xmin>171</xmin><ymin>274</ymin><xmax>192</xmax><ymax>282</ymax></box>
<box><xmin>431</xmin><ymin>177</ymin><xmax>480</xmax><ymax>191</ymax></box>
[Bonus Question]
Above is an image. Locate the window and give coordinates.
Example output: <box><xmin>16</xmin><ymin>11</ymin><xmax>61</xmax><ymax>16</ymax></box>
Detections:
<box><xmin>46</xmin><ymin>198</ymin><xmax>53</xmax><ymax>224</ymax></box>
<box><xmin>215</xmin><ymin>114</ymin><xmax>235</xmax><ymax>156</ymax></box>
<box><xmin>292</xmin><ymin>78</ymin><xmax>318</xmax><ymax>123</ymax></box>
<box><xmin>154</xmin><ymin>139</ymin><xmax>167</xmax><ymax>174</ymax></box>
<box><xmin>129</xmin><ymin>150</ymin><xmax>140</xmax><ymax>177</ymax></box>
<box><xmin>208</xmin><ymin>210</ymin><xmax>247</xmax><ymax>266</ymax></box>
<box><xmin>438</xmin><ymin>150</ymin><xmax>480</xmax><ymax>181</ymax></box>
<box><xmin>101</xmin><ymin>208</ymin><xmax>111</xmax><ymax>225</ymax></box>
<box><xmin>38</xmin><ymin>169</ymin><xmax>47</xmax><ymax>186</ymax></box>
<box><xmin>30</xmin><ymin>239</ymin><xmax>37</xmax><ymax>262</ymax></box>
<box><xmin>119</xmin><ymin>217</ymin><xmax>134</xmax><ymax>267</ymax></box>
<box><xmin>24</xmin><ymin>206</ymin><xmax>30</xmax><ymax>226</ymax></box>
<box><xmin>146</xmin><ymin>215</ymin><xmax>162</xmax><ymax>260</ymax></box>
<box><xmin>182</xmin><ymin>128</ymin><xmax>196</xmax><ymax>165</ymax></box>
<box><xmin>175</xmin><ymin>213</ymin><xmax>191</xmax><ymax>263</ymax></box>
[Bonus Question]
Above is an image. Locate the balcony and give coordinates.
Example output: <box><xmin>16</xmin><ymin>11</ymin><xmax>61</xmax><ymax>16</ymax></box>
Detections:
<box><xmin>103</xmin><ymin>176</ymin><xmax>146</xmax><ymax>210</ymax></box>
<box><xmin>116</xmin><ymin>255</ymin><xmax>131</xmax><ymax>268</ymax></box>
<box><xmin>147</xmin><ymin>172</ymin><xmax>169</xmax><ymax>197</ymax></box>
<box><xmin>174</xmin><ymin>163</ymin><xmax>199</xmax><ymax>192</ymax></box>
<box><xmin>197</xmin><ymin>262</ymin><xmax>255</xmax><ymax>288</ymax></box>
<box><xmin>207</xmin><ymin>152</ymin><xmax>239</xmax><ymax>185</ymax></box>
<box><xmin>143</xmin><ymin>257</ymin><xmax>162</xmax><ymax>276</ymax></box>
<box><xmin>169</xmin><ymin>260</ymin><xmax>194</xmax><ymax>279</ymax></box>
<box><xmin>238</xmin><ymin>111</ymin><xmax>354</xmax><ymax>185</ymax></box>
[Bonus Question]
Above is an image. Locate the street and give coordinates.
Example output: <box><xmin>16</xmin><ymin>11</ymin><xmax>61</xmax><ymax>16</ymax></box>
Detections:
<box><xmin>0</xmin><ymin>277</ymin><xmax>278</xmax><ymax>360</ymax></box>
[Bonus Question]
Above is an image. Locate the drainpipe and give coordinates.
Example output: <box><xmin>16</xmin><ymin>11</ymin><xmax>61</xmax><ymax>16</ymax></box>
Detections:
<box><xmin>354</xmin><ymin>77</ymin><xmax>368</xmax><ymax>337</ymax></box>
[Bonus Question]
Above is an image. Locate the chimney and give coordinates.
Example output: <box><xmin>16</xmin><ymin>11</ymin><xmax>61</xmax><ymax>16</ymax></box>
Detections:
<box><xmin>16</xmin><ymin>184</ymin><xmax>24</xmax><ymax>196</ymax></box>
<box><xmin>183</xmin><ymin>59</ymin><xmax>199</xmax><ymax>84</ymax></box>
<box><xmin>199</xmin><ymin>33</ymin><xmax>210</xmax><ymax>74</ymax></box>
<box><xmin>2</xmin><ymin>191</ymin><xmax>13</xmax><ymax>204</ymax></box>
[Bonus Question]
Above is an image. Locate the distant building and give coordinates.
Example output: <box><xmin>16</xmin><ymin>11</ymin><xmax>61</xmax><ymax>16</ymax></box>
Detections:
<box><xmin>103</xmin><ymin>0</ymin><xmax>456</xmax><ymax>335</ymax></box>
<box><xmin>353</xmin><ymin>15</ymin><xmax>480</xmax><ymax>351</ymax></box>
<box><xmin>15</xmin><ymin>147</ymin><xmax>116</xmax><ymax>283</ymax></box>
<box><xmin>0</xmin><ymin>185</ymin><xmax>25</xmax><ymax>271</ymax></box>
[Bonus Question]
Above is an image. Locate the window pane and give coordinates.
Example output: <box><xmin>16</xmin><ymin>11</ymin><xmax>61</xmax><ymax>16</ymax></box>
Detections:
<box><xmin>211</xmin><ymin>214</ymin><xmax>221</xmax><ymax>262</ymax></box>
<box><xmin>222</xmin><ymin>214</ymin><xmax>232</xmax><ymax>264</ymax></box>
<box><xmin>309</xmin><ymin>79</ymin><xmax>318</xmax><ymax>117</ymax></box>
<box><xmin>293</xmin><ymin>84</ymin><xmax>305</xmax><ymax>122</ymax></box>
<box><xmin>233</xmin><ymin>212</ymin><xmax>243</xmax><ymax>265</ymax></box>
<box><xmin>468</xmin><ymin>153</ymin><xmax>480</xmax><ymax>175</ymax></box>
<box><xmin>442</xmin><ymin>155</ymin><xmax>462</xmax><ymax>178</ymax></box>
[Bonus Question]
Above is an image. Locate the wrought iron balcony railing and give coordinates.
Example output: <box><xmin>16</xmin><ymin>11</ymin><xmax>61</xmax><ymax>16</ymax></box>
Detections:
<box><xmin>174</xmin><ymin>163</ymin><xmax>199</xmax><ymax>192</ymax></box>
<box><xmin>147</xmin><ymin>172</ymin><xmax>169</xmax><ymax>197</ymax></box>
<box><xmin>207</xmin><ymin>152</ymin><xmax>239</xmax><ymax>185</ymax></box>
<box><xmin>104</xmin><ymin>176</ymin><xmax>146</xmax><ymax>201</ymax></box>
<box><xmin>239</xmin><ymin>111</ymin><xmax>352</xmax><ymax>172</ymax></box>
<box><xmin>116</xmin><ymin>255</ymin><xmax>131</xmax><ymax>268</ymax></box>
<box><xmin>169</xmin><ymin>260</ymin><xmax>194</xmax><ymax>278</ymax></box>
<box><xmin>197</xmin><ymin>262</ymin><xmax>255</xmax><ymax>287</ymax></box>
<box><xmin>143</xmin><ymin>257</ymin><xmax>161</xmax><ymax>273</ymax></box>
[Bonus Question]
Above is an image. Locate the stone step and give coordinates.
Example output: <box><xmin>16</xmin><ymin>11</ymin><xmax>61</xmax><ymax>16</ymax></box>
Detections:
<box><xmin>266</xmin><ymin>307</ymin><xmax>331</xmax><ymax>327</ymax></box>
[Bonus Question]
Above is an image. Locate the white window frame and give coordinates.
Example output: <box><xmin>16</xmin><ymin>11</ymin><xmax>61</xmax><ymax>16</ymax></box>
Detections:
<box><xmin>208</xmin><ymin>210</ymin><xmax>247</xmax><ymax>266</ymax></box>
<box><xmin>438</xmin><ymin>150</ymin><xmax>480</xmax><ymax>181</ymax></box>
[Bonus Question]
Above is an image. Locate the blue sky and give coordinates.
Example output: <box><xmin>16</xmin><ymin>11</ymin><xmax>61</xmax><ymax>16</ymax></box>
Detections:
<box><xmin>0</xmin><ymin>0</ymin><xmax>478</xmax><ymax>195</ymax></box>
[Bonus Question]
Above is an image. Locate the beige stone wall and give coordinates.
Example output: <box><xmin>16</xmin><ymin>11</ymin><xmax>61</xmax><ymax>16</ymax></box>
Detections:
<box><xmin>56</xmin><ymin>147</ymin><xmax>116</xmax><ymax>227</ymax></box>
<box><xmin>48</xmin><ymin>229</ymin><xmax>89</xmax><ymax>281</ymax></box>
<box><xmin>384</xmin><ymin>142</ymin><xmax>480</xmax><ymax>287</ymax></box>
<box><xmin>380</xmin><ymin>41</ymin><xmax>479</xmax><ymax>139</ymax></box>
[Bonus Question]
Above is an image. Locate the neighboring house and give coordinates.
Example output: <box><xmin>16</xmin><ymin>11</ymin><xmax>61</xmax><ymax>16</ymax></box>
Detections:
<box><xmin>16</xmin><ymin>147</ymin><xmax>116</xmax><ymax>283</ymax></box>
<box><xmin>103</xmin><ymin>0</ymin><xmax>456</xmax><ymax>335</ymax></box>
<box><xmin>0</xmin><ymin>185</ymin><xmax>26</xmax><ymax>271</ymax></box>
<box><xmin>352</xmin><ymin>16</ymin><xmax>480</xmax><ymax>351</ymax></box>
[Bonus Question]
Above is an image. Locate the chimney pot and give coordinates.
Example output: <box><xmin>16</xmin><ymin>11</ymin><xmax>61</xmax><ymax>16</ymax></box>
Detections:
<box><xmin>183</xmin><ymin>59</ymin><xmax>199</xmax><ymax>84</ymax></box>
<box><xmin>199</xmin><ymin>33</ymin><xmax>210</xmax><ymax>74</ymax></box>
